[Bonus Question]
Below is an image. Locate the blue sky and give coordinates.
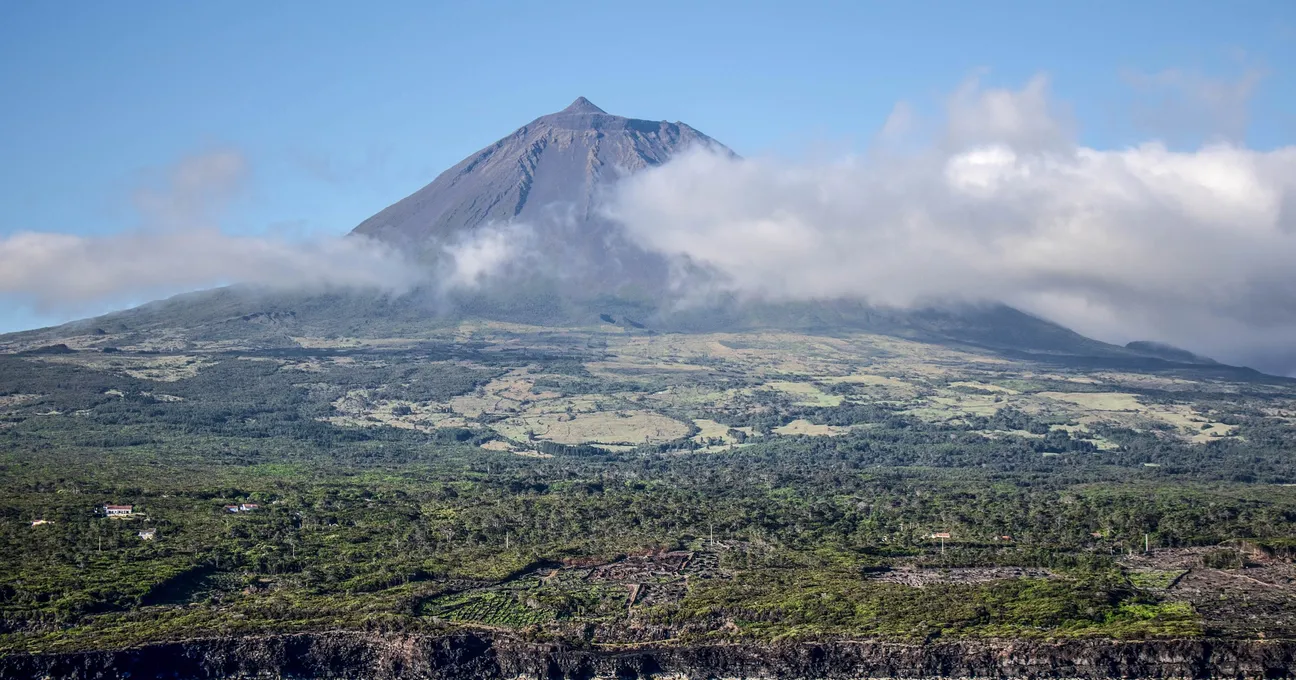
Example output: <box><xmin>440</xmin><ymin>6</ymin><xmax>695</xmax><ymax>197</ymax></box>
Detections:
<box><xmin>1</xmin><ymin>0</ymin><xmax>1294</xmax><ymax>332</ymax></box>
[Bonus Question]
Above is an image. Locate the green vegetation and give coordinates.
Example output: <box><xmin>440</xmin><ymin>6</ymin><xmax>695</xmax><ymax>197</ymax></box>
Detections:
<box><xmin>660</xmin><ymin>566</ymin><xmax>1200</xmax><ymax>641</ymax></box>
<box><xmin>2</xmin><ymin>324</ymin><xmax>1296</xmax><ymax>653</ymax></box>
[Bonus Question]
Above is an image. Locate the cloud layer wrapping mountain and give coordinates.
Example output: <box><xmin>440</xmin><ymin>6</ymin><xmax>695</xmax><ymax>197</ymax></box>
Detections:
<box><xmin>350</xmin><ymin>96</ymin><xmax>728</xmax><ymax>290</ymax></box>
<box><xmin>6</xmin><ymin>81</ymin><xmax>1296</xmax><ymax>375</ymax></box>
<box><xmin>0</xmin><ymin>228</ymin><xmax>426</xmax><ymax>310</ymax></box>
<box><xmin>0</xmin><ymin>150</ymin><xmax>517</xmax><ymax>315</ymax></box>
<box><xmin>606</xmin><ymin>78</ymin><xmax>1296</xmax><ymax>374</ymax></box>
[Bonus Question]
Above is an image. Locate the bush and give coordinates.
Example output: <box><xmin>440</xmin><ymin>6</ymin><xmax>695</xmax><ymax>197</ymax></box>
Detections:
<box><xmin>1201</xmin><ymin>548</ymin><xmax>1243</xmax><ymax>570</ymax></box>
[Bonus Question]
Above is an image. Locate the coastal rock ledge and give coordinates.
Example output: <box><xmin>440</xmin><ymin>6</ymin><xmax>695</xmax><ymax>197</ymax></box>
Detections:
<box><xmin>5</xmin><ymin>633</ymin><xmax>1295</xmax><ymax>679</ymax></box>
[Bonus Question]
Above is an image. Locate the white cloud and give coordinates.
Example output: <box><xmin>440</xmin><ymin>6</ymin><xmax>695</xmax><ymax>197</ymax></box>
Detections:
<box><xmin>440</xmin><ymin>223</ymin><xmax>534</xmax><ymax>289</ymax></box>
<box><xmin>0</xmin><ymin>150</ymin><xmax>441</xmax><ymax>315</ymax></box>
<box><xmin>607</xmin><ymin>76</ymin><xmax>1296</xmax><ymax>374</ymax></box>
<box><xmin>0</xmin><ymin>228</ymin><xmax>426</xmax><ymax>312</ymax></box>
<box><xmin>945</xmin><ymin>73</ymin><xmax>1072</xmax><ymax>151</ymax></box>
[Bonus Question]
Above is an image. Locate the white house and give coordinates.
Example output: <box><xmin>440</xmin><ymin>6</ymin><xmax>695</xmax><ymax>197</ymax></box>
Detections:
<box><xmin>104</xmin><ymin>505</ymin><xmax>133</xmax><ymax>517</ymax></box>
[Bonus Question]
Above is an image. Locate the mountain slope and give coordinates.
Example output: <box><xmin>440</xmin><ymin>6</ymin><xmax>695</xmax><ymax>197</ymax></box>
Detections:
<box><xmin>4</xmin><ymin>283</ymin><xmax>1272</xmax><ymax>382</ymax></box>
<box><xmin>0</xmin><ymin>97</ymin><xmax>1255</xmax><ymax>372</ymax></box>
<box><xmin>352</xmin><ymin>97</ymin><xmax>724</xmax><ymax>248</ymax></box>
<box><xmin>351</xmin><ymin>97</ymin><xmax>729</xmax><ymax>290</ymax></box>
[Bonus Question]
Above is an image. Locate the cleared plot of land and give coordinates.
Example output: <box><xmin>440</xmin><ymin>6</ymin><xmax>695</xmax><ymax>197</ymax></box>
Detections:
<box><xmin>949</xmin><ymin>380</ymin><xmax>1019</xmax><ymax>394</ymax></box>
<box><xmin>1040</xmin><ymin>391</ymin><xmax>1145</xmax><ymax>411</ymax></box>
<box><xmin>323</xmin><ymin>389</ymin><xmax>471</xmax><ymax>433</ymax></box>
<box><xmin>692</xmin><ymin>418</ymin><xmax>737</xmax><ymax>440</ymax></box>
<box><xmin>34</xmin><ymin>354</ymin><xmax>212</xmax><ymax>381</ymax></box>
<box><xmin>690</xmin><ymin>419</ymin><xmax>755</xmax><ymax>451</ymax></box>
<box><xmin>585</xmin><ymin>359</ymin><xmax>709</xmax><ymax>379</ymax></box>
<box><xmin>0</xmin><ymin>394</ymin><xmax>40</xmax><ymax>409</ymax></box>
<box><xmin>818</xmin><ymin>373</ymin><xmax>922</xmax><ymax>402</ymax></box>
<box><xmin>773</xmin><ymin>419</ymin><xmax>850</xmax><ymax>436</ymax></box>
<box><xmin>930</xmin><ymin>394</ymin><xmax>1003</xmax><ymax>416</ymax></box>
<box><xmin>821</xmin><ymin>373</ymin><xmax>912</xmax><ymax>388</ymax></box>
<box><xmin>1120</xmin><ymin>548</ymin><xmax>1296</xmax><ymax>637</ymax></box>
<box><xmin>766</xmin><ymin>381</ymin><xmax>843</xmax><ymax>407</ymax></box>
<box><xmin>321</xmin><ymin>361</ymin><xmax>695</xmax><ymax>447</ymax></box>
<box><xmin>478</xmin><ymin>440</ymin><xmax>552</xmax><ymax>458</ymax></box>
<box><xmin>1263</xmin><ymin>406</ymin><xmax>1296</xmax><ymax>422</ymax></box>
<box><xmin>904</xmin><ymin>391</ymin><xmax>1009</xmax><ymax>422</ymax></box>
<box><xmin>1050</xmin><ymin>423</ymin><xmax>1119</xmax><ymax>450</ymax></box>
<box><xmin>646</xmin><ymin>386</ymin><xmax>749</xmax><ymax>409</ymax></box>
<box><xmin>493</xmin><ymin>410</ymin><xmax>691</xmax><ymax>445</ymax></box>
<box><xmin>448</xmin><ymin>370</ymin><xmax>562</xmax><ymax>418</ymax></box>
<box><xmin>1191</xmin><ymin>423</ymin><xmax>1239</xmax><ymax>443</ymax></box>
<box><xmin>1038</xmin><ymin>392</ymin><xmax>1236</xmax><ymax>442</ymax></box>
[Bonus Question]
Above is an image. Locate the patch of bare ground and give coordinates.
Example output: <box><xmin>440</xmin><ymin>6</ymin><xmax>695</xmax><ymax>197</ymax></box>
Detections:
<box><xmin>448</xmin><ymin>369</ymin><xmax>563</xmax><ymax>418</ymax></box>
<box><xmin>1123</xmin><ymin>548</ymin><xmax>1296</xmax><ymax>637</ymax></box>
<box><xmin>494</xmin><ymin>410</ymin><xmax>690</xmax><ymax>446</ymax></box>
<box><xmin>0</xmin><ymin>394</ymin><xmax>40</xmax><ymax>409</ymax></box>
<box><xmin>32</xmin><ymin>354</ymin><xmax>212</xmax><ymax>381</ymax></box>
<box><xmin>772</xmin><ymin>419</ymin><xmax>852</xmax><ymax>436</ymax></box>
<box><xmin>478</xmin><ymin>440</ymin><xmax>552</xmax><ymax>458</ymax></box>
<box><xmin>323</xmin><ymin>389</ymin><xmax>471</xmax><ymax>432</ymax></box>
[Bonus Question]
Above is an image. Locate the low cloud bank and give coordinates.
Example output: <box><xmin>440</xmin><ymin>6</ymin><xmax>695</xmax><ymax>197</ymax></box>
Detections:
<box><xmin>439</xmin><ymin>223</ymin><xmax>534</xmax><ymax>290</ymax></box>
<box><xmin>607</xmin><ymin>76</ymin><xmax>1296</xmax><ymax>375</ymax></box>
<box><xmin>0</xmin><ymin>229</ymin><xmax>425</xmax><ymax>309</ymax></box>
<box><xmin>0</xmin><ymin>150</ymin><xmax>517</xmax><ymax>317</ymax></box>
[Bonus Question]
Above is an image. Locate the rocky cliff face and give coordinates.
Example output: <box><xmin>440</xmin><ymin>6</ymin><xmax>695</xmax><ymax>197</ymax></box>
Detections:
<box><xmin>6</xmin><ymin>632</ymin><xmax>1295</xmax><ymax>679</ymax></box>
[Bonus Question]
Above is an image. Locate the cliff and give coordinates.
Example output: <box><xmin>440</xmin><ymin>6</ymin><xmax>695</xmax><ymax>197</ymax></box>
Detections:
<box><xmin>5</xmin><ymin>632</ymin><xmax>1295</xmax><ymax>679</ymax></box>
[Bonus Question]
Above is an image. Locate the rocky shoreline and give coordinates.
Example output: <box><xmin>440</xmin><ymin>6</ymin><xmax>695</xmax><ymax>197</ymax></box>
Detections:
<box><xmin>4</xmin><ymin>632</ymin><xmax>1296</xmax><ymax>679</ymax></box>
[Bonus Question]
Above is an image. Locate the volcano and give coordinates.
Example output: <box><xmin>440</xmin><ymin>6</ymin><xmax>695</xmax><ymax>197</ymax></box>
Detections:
<box><xmin>352</xmin><ymin>97</ymin><xmax>726</xmax><ymax>245</ymax></box>
<box><xmin>0</xmin><ymin>97</ymin><xmax>1234</xmax><ymax>368</ymax></box>
<box><xmin>349</xmin><ymin>97</ymin><xmax>728</xmax><ymax>290</ymax></box>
